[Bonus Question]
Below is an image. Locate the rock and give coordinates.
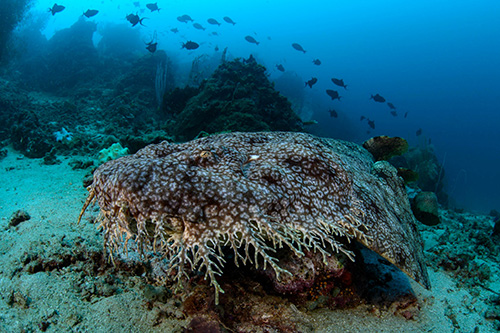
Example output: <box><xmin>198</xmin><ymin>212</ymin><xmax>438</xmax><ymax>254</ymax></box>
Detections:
<box><xmin>9</xmin><ymin>210</ymin><xmax>31</xmax><ymax>227</ymax></box>
<box><xmin>412</xmin><ymin>192</ymin><xmax>440</xmax><ymax>226</ymax></box>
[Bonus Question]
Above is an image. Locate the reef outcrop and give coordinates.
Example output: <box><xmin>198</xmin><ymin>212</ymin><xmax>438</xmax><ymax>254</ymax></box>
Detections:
<box><xmin>79</xmin><ymin>131</ymin><xmax>430</xmax><ymax>304</ymax></box>
<box><xmin>163</xmin><ymin>56</ymin><xmax>303</xmax><ymax>140</ymax></box>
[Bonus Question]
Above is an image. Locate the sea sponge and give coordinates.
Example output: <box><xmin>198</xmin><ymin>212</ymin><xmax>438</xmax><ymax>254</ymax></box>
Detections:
<box><xmin>80</xmin><ymin>132</ymin><xmax>430</xmax><ymax>304</ymax></box>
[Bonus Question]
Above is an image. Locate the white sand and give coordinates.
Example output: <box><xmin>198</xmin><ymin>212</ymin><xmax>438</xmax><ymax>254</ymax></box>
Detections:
<box><xmin>0</xmin><ymin>147</ymin><xmax>497</xmax><ymax>332</ymax></box>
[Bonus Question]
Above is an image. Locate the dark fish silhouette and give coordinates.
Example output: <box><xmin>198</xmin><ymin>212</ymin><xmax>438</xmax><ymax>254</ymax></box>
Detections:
<box><xmin>331</xmin><ymin>78</ymin><xmax>347</xmax><ymax>90</ymax></box>
<box><xmin>182</xmin><ymin>41</ymin><xmax>199</xmax><ymax>50</ymax></box>
<box><xmin>207</xmin><ymin>18</ymin><xmax>221</xmax><ymax>26</ymax></box>
<box><xmin>170</xmin><ymin>28</ymin><xmax>179</xmax><ymax>33</ymax></box>
<box><xmin>244</xmin><ymin>35</ymin><xmax>259</xmax><ymax>45</ymax></box>
<box><xmin>312</xmin><ymin>59</ymin><xmax>321</xmax><ymax>65</ymax></box>
<box><xmin>368</xmin><ymin>119</ymin><xmax>375</xmax><ymax>129</ymax></box>
<box><xmin>370</xmin><ymin>94</ymin><xmax>386</xmax><ymax>103</ymax></box>
<box><xmin>390</xmin><ymin>111</ymin><xmax>397</xmax><ymax>117</ymax></box>
<box><xmin>146</xmin><ymin>42</ymin><xmax>157</xmax><ymax>53</ymax></box>
<box><xmin>193</xmin><ymin>23</ymin><xmax>205</xmax><ymax>30</ymax></box>
<box><xmin>214</xmin><ymin>45</ymin><xmax>219</xmax><ymax>52</ymax></box>
<box><xmin>328</xmin><ymin>109</ymin><xmax>338</xmax><ymax>118</ymax></box>
<box><xmin>276</xmin><ymin>64</ymin><xmax>285</xmax><ymax>72</ymax></box>
<box><xmin>404</xmin><ymin>112</ymin><xmax>408</xmax><ymax>118</ymax></box>
<box><xmin>223</xmin><ymin>16</ymin><xmax>236</xmax><ymax>25</ymax></box>
<box><xmin>177</xmin><ymin>14</ymin><xmax>193</xmax><ymax>23</ymax></box>
<box><xmin>387</xmin><ymin>102</ymin><xmax>396</xmax><ymax>110</ymax></box>
<box><xmin>292</xmin><ymin>43</ymin><xmax>306</xmax><ymax>53</ymax></box>
<box><xmin>326</xmin><ymin>89</ymin><xmax>341</xmax><ymax>101</ymax></box>
<box><xmin>360</xmin><ymin>116</ymin><xmax>366</xmax><ymax>121</ymax></box>
<box><xmin>416</xmin><ymin>128</ymin><xmax>422</xmax><ymax>136</ymax></box>
<box><xmin>48</xmin><ymin>3</ymin><xmax>65</xmax><ymax>15</ymax></box>
<box><xmin>305</xmin><ymin>77</ymin><xmax>318</xmax><ymax>88</ymax></box>
<box><xmin>83</xmin><ymin>9</ymin><xmax>98</xmax><ymax>18</ymax></box>
<box><xmin>146</xmin><ymin>3</ymin><xmax>160</xmax><ymax>12</ymax></box>
<box><xmin>126</xmin><ymin>13</ymin><xmax>146</xmax><ymax>27</ymax></box>
<box><xmin>211</xmin><ymin>31</ymin><xmax>219</xmax><ymax>36</ymax></box>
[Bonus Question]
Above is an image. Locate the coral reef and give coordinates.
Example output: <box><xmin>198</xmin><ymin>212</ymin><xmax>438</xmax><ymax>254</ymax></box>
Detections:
<box><xmin>493</xmin><ymin>216</ymin><xmax>500</xmax><ymax>237</ymax></box>
<box><xmin>80</xmin><ymin>131</ymin><xmax>430</xmax><ymax>306</ymax></box>
<box><xmin>391</xmin><ymin>145</ymin><xmax>448</xmax><ymax>205</ymax></box>
<box><xmin>362</xmin><ymin>135</ymin><xmax>409</xmax><ymax>161</ymax></box>
<box><xmin>422</xmin><ymin>208</ymin><xmax>500</xmax><ymax>330</ymax></box>
<box><xmin>411</xmin><ymin>191</ymin><xmax>440</xmax><ymax>226</ymax></box>
<box><xmin>16</xmin><ymin>17</ymin><xmax>100</xmax><ymax>92</ymax></box>
<box><xmin>397</xmin><ymin>167</ymin><xmax>419</xmax><ymax>184</ymax></box>
<box><xmin>0</xmin><ymin>0</ymin><xmax>31</xmax><ymax>63</ymax></box>
<box><xmin>164</xmin><ymin>56</ymin><xmax>304</xmax><ymax>140</ymax></box>
<box><xmin>97</xmin><ymin>143</ymin><xmax>129</xmax><ymax>164</ymax></box>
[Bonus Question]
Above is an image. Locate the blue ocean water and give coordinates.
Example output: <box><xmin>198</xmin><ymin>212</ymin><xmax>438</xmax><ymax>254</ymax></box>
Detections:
<box><xmin>10</xmin><ymin>0</ymin><xmax>500</xmax><ymax>213</ymax></box>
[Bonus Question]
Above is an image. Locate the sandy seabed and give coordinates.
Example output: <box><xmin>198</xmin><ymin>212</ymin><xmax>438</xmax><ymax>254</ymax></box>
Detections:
<box><xmin>0</xmin><ymin>147</ymin><xmax>498</xmax><ymax>332</ymax></box>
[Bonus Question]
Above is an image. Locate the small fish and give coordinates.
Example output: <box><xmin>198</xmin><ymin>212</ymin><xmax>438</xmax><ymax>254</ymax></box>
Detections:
<box><xmin>404</xmin><ymin>112</ymin><xmax>408</xmax><ymax>118</ymax></box>
<box><xmin>416</xmin><ymin>128</ymin><xmax>422</xmax><ymax>136</ymax></box>
<box><xmin>126</xmin><ymin>13</ymin><xmax>146</xmax><ymax>27</ymax></box>
<box><xmin>305</xmin><ymin>77</ymin><xmax>318</xmax><ymax>88</ymax></box>
<box><xmin>326</xmin><ymin>89</ymin><xmax>341</xmax><ymax>101</ymax></box>
<box><xmin>146</xmin><ymin>41</ymin><xmax>157</xmax><ymax>53</ymax></box>
<box><xmin>244</xmin><ymin>35</ymin><xmax>259</xmax><ymax>45</ymax></box>
<box><xmin>312</xmin><ymin>59</ymin><xmax>321</xmax><ymax>65</ymax></box>
<box><xmin>292</xmin><ymin>43</ymin><xmax>306</xmax><ymax>53</ymax></box>
<box><xmin>48</xmin><ymin>3</ymin><xmax>65</xmax><ymax>16</ymax></box>
<box><xmin>182</xmin><ymin>41</ymin><xmax>199</xmax><ymax>50</ymax></box>
<box><xmin>146</xmin><ymin>3</ymin><xmax>160</xmax><ymax>12</ymax></box>
<box><xmin>276</xmin><ymin>64</ymin><xmax>285</xmax><ymax>72</ymax></box>
<box><xmin>193</xmin><ymin>23</ymin><xmax>205</xmax><ymax>30</ymax></box>
<box><xmin>133</xmin><ymin>2</ymin><xmax>140</xmax><ymax>7</ymax></box>
<box><xmin>360</xmin><ymin>116</ymin><xmax>366</xmax><ymax>121</ymax></box>
<box><xmin>390</xmin><ymin>111</ymin><xmax>397</xmax><ymax>117</ymax></box>
<box><xmin>368</xmin><ymin>119</ymin><xmax>375</xmax><ymax>129</ymax></box>
<box><xmin>331</xmin><ymin>78</ymin><xmax>347</xmax><ymax>90</ymax></box>
<box><xmin>215</xmin><ymin>45</ymin><xmax>219</xmax><ymax>52</ymax></box>
<box><xmin>328</xmin><ymin>109</ymin><xmax>338</xmax><ymax>118</ymax></box>
<box><xmin>370</xmin><ymin>93</ymin><xmax>386</xmax><ymax>103</ymax></box>
<box><xmin>207</xmin><ymin>18</ymin><xmax>221</xmax><ymax>26</ymax></box>
<box><xmin>170</xmin><ymin>28</ymin><xmax>179</xmax><ymax>33</ymax></box>
<box><xmin>211</xmin><ymin>31</ymin><xmax>219</xmax><ymax>36</ymax></box>
<box><xmin>387</xmin><ymin>102</ymin><xmax>396</xmax><ymax>110</ymax></box>
<box><xmin>83</xmin><ymin>9</ymin><xmax>99</xmax><ymax>18</ymax></box>
<box><xmin>177</xmin><ymin>14</ymin><xmax>193</xmax><ymax>23</ymax></box>
<box><xmin>223</xmin><ymin>16</ymin><xmax>236</xmax><ymax>25</ymax></box>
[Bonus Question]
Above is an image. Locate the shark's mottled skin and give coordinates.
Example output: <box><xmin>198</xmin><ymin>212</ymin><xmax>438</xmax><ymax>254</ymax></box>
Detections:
<box><xmin>80</xmin><ymin>132</ymin><xmax>430</xmax><ymax>304</ymax></box>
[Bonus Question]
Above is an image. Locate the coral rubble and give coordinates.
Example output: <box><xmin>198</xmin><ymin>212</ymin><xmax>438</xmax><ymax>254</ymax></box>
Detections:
<box><xmin>79</xmin><ymin>131</ymin><xmax>430</xmax><ymax>305</ymax></box>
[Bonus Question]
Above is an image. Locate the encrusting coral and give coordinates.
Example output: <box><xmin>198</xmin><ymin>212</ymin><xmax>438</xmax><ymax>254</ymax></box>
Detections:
<box><xmin>79</xmin><ymin>132</ymin><xmax>430</xmax><ymax>304</ymax></box>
